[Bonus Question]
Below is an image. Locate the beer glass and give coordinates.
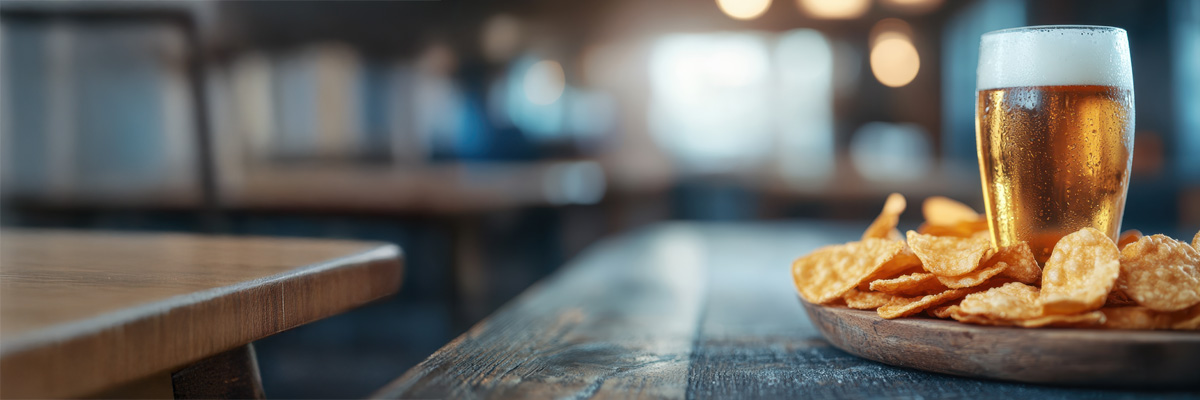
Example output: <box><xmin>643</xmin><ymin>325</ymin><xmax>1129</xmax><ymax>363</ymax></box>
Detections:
<box><xmin>975</xmin><ymin>26</ymin><xmax>1135</xmax><ymax>263</ymax></box>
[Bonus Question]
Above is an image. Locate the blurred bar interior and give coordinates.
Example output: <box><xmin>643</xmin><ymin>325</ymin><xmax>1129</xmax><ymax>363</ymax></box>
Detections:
<box><xmin>1</xmin><ymin>0</ymin><xmax>1198</xmax><ymax>397</ymax></box>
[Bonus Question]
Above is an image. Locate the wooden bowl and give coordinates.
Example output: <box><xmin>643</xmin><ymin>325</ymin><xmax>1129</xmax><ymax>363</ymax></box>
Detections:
<box><xmin>800</xmin><ymin>299</ymin><xmax>1200</xmax><ymax>388</ymax></box>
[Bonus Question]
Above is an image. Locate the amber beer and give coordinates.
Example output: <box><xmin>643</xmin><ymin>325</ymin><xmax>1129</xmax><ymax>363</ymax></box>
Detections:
<box><xmin>975</xmin><ymin>26</ymin><xmax>1134</xmax><ymax>263</ymax></box>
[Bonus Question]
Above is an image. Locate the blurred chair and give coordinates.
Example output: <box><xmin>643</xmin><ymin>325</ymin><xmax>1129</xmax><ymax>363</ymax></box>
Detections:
<box><xmin>0</xmin><ymin>6</ymin><xmax>219</xmax><ymax>229</ymax></box>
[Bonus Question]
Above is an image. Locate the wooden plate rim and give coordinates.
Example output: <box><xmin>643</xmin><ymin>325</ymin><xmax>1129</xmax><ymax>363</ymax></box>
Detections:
<box><xmin>800</xmin><ymin>297</ymin><xmax>1200</xmax><ymax>389</ymax></box>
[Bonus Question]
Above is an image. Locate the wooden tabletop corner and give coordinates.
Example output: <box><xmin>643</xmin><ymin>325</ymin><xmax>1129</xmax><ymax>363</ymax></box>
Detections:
<box><xmin>0</xmin><ymin>229</ymin><xmax>404</xmax><ymax>398</ymax></box>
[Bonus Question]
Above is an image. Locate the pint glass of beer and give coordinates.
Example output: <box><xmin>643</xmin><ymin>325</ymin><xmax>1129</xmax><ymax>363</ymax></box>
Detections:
<box><xmin>976</xmin><ymin>26</ymin><xmax>1134</xmax><ymax>263</ymax></box>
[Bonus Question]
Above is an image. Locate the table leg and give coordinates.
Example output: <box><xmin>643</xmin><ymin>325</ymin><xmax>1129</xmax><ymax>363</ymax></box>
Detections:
<box><xmin>451</xmin><ymin>216</ymin><xmax>488</xmax><ymax>328</ymax></box>
<box><xmin>171</xmin><ymin>344</ymin><xmax>266</xmax><ymax>399</ymax></box>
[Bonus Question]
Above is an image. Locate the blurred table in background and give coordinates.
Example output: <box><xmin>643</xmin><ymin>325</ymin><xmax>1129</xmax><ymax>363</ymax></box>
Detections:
<box><xmin>0</xmin><ymin>230</ymin><xmax>403</xmax><ymax>398</ymax></box>
<box><xmin>222</xmin><ymin>161</ymin><xmax>607</xmax><ymax>214</ymax></box>
<box><xmin>375</xmin><ymin>222</ymin><xmax>1197</xmax><ymax>399</ymax></box>
<box><xmin>3</xmin><ymin>160</ymin><xmax>608</xmax><ymax>214</ymax></box>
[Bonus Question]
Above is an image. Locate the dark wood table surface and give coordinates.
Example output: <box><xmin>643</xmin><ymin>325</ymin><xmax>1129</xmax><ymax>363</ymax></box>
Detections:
<box><xmin>376</xmin><ymin>222</ymin><xmax>1200</xmax><ymax>399</ymax></box>
<box><xmin>0</xmin><ymin>229</ymin><xmax>403</xmax><ymax>398</ymax></box>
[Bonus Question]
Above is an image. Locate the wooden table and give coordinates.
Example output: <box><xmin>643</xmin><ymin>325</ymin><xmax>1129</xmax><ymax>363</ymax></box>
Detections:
<box><xmin>376</xmin><ymin>222</ymin><xmax>1199</xmax><ymax>399</ymax></box>
<box><xmin>0</xmin><ymin>229</ymin><xmax>403</xmax><ymax>398</ymax></box>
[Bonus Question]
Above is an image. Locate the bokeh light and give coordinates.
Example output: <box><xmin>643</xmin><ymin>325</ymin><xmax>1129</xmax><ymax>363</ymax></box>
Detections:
<box><xmin>543</xmin><ymin>161</ymin><xmax>606</xmax><ymax>205</ymax></box>
<box><xmin>416</xmin><ymin>43</ymin><xmax>458</xmax><ymax>75</ymax></box>
<box><xmin>716</xmin><ymin>0</ymin><xmax>772</xmax><ymax>20</ymax></box>
<box><xmin>774</xmin><ymin>29</ymin><xmax>835</xmax><ymax>184</ymax></box>
<box><xmin>869</xmin><ymin>24</ymin><xmax>919</xmax><ymax>88</ymax></box>
<box><xmin>869</xmin><ymin>18</ymin><xmax>914</xmax><ymax>47</ymax></box>
<box><xmin>481</xmin><ymin>14</ymin><xmax>521</xmax><ymax>63</ymax></box>
<box><xmin>523</xmin><ymin>60</ymin><xmax>565</xmax><ymax>105</ymax></box>
<box><xmin>567</xmin><ymin>89</ymin><xmax>616</xmax><ymax>140</ymax></box>
<box><xmin>850</xmin><ymin>122</ymin><xmax>932</xmax><ymax>181</ymax></box>
<box><xmin>880</xmin><ymin>0</ymin><xmax>943</xmax><ymax>15</ymax></box>
<box><xmin>579</xmin><ymin>42</ymin><xmax>636</xmax><ymax>89</ymax></box>
<box><xmin>797</xmin><ymin>0</ymin><xmax>871</xmax><ymax>20</ymax></box>
<box><xmin>649</xmin><ymin>33</ymin><xmax>772</xmax><ymax>171</ymax></box>
<box><xmin>505</xmin><ymin>56</ymin><xmax>565</xmax><ymax>140</ymax></box>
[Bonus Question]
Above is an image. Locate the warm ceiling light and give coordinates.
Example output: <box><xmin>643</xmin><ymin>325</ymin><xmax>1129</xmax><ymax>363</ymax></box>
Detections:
<box><xmin>797</xmin><ymin>0</ymin><xmax>871</xmax><ymax>20</ymax></box>
<box><xmin>524</xmin><ymin>60</ymin><xmax>565</xmax><ymax>105</ymax></box>
<box><xmin>870</xmin><ymin>37</ymin><xmax>920</xmax><ymax>87</ymax></box>
<box><xmin>881</xmin><ymin>0</ymin><xmax>943</xmax><ymax>14</ymax></box>
<box><xmin>717</xmin><ymin>0</ymin><xmax>772</xmax><ymax>20</ymax></box>
<box><xmin>869</xmin><ymin>18</ymin><xmax>914</xmax><ymax>47</ymax></box>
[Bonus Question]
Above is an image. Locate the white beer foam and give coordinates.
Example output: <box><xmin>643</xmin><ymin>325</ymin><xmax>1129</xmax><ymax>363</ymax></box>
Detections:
<box><xmin>977</xmin><ymin>26</ymin><xmax>1133</xmax><ymax>90</ymax></box>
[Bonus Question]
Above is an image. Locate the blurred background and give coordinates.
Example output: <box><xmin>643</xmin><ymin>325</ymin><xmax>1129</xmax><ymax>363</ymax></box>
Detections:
<box><xmin>1</xmin><ymin>0</ymin><xmax>1197</xmax><ymax>397</ymax></box>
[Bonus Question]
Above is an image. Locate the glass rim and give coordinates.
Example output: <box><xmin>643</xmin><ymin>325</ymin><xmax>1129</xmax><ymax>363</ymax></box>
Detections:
<box><xmin>982</xmin><ymin>25</ymin><xmax>1126</xmax><ymax>37</ymax></box>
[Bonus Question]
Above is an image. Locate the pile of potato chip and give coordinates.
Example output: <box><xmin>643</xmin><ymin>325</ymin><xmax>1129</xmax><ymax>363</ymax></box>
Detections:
<box><xmin>791</xmin><ymin>193</ymin><xmax>1200</xmax><ymax>330</ymax></box>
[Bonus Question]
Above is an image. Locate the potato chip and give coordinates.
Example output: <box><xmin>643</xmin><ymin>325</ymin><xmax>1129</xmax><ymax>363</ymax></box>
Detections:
<box><xmin>1117</xmin><ymin>229</ymin><xmax>1143</xmax><ymax>249</ymax></box>
<box><xmin>1105</xmin><ymin>290</ymin><xmax>1137</xmax><ymax>307</ymax></box>
<box><xmin>843</xmin><ymin>288</ymin><xmax>894</xmax><ymax>310</ymax></box>
<box><xmin>928</xmin><ymin>304</ymin><xmax>959</xmax><ymax>319</ymax></box>
<box><xmin>1100</xmin><ymin>306</ymin><xmax>1179</xmax><ymax>330</ymax></box>
<box><xmin>922</xmin><ymin>196</ymin><xmax>981</xmax><ymax>226</ymax></box>
<box><xmin>1116</xmin><ymin>234</ymin><xmax>1200</xmax><ymax>312</ymax></box>
<box><xmin>877</xmin><ymin>287</ymin><xmax>977</xmax><ymax>319</ymax></box>
<box><xmin>792</xmin><ymin>238</ymin><xmax>920</xmax><ymax>304</ymax></box>
<box><xmin>936</xmin><ymin>262</ymin><xmax>1007</xmax><ymax>289</ymax></box>
<box><xmin>917</xmin><ymin>223</ymin><xmax>959</xmax><ymax>237</ymax></box>
<box><xmin>952</xmin><ymin>283</ymin><xmax>1106</xmax><ymax>327</ymax></box>
<box><xmin>1193</xmin><ymin>230</ymin><xmax>1199</xmax><ymax>250</ymax></box>
<box><xmin>906</xmin><ymin>231</ymin><xmax>993</xmax><ymax>277</ymax></box>
<box><xmin>1008</xmin><ymin>312</ymin><xmax>1105</xmax><ymax>328</ymax></box>
<box><xmin>970</xmin><ymin>229</ymin><xmax>992</xmax><ymax>240</ymax></box>
<box><xmin>1100</xmin><ymin>305</ymin><xmax>1200</xmax><ymax>330</ymax></box>
<box><xmin>950</xmin><ymin>311</ymin><xmax>1096</xmax><ymax>328</ymax></box>
<box><xmin>1039</xmin><ymin>228</ymin><xmax>1120</xmax><ymax>315</ymax></box>
<box><xmin>990</xmin><ymin>242</ymin><xmax>1041</xmax><ymax>284</ymax></box>
<box><xmin>869</xmin><ymin>272</ymin><xmax>949</xmax><ymax>296</ymax></box>
<box><xmin>1173</xmin><ymin>304</ymin><xmax>1200</xmax><ymax>330</ymax></box>
<box><xmin>863</xmin><ymin>193</ymin><xmax>906</xmax><ymax>241</ymax></box>
<box><xmin>917</xmin><ymin>197</ymin><xmax>987</xmax><ymax>239</ymax></box>
<box><xmin>856</xmin><ymin>265</ymin><xmax>923</xmax><ymax>292</ymax></box>
<box><xmin>958</xmin><ymin>282</ymin><xmax>1042</xmax><ymax>320</ymax></box>
<box><xmin>961</xmin><ymin>220</ymin><xmax>991</xmax><ymax>235</ymax></box>
<box><xmin>916</xmin><ymin>219</ymin><xmax>990</xmax><ymax>239</ymax></box>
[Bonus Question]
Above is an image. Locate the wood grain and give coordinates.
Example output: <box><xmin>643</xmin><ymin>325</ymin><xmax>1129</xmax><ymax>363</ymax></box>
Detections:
<box><xmin>802</xmin><ymin>302</ymin><xmax>1200</xmax><ymax>388</ymax></box>
<box><xmin>375</xmin><ymin>226</ymin><xmax>706</xmax><ymax>398</ymax></box>
<box><xmin>374</xmin><ymin>222</ymin><xmax>1200</xmax><ymax>399</ymax></box>
<box><xmin>0</xmin><ymin>229</ymin><xmax>403</xmax><ymax>398</ymax></box>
